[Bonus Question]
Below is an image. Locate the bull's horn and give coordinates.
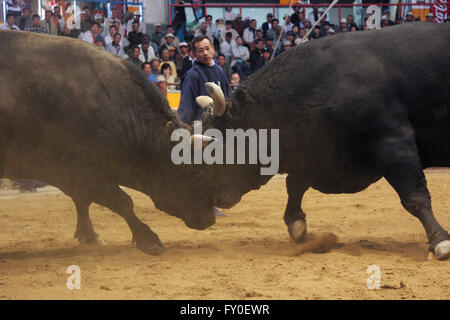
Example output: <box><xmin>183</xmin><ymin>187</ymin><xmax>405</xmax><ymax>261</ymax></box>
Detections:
<box><xmin>205</xmin><ymin>82</ymin><xmax>226</xmax><ymax>116</ymax></box>
<box><xmin>196</xmin><ymin>96</ymin><xmax>214</xmax><ymax>110</ymax></box>
<box><xmin>190</xmin><ymin>134</ymin><xmax>215</xmax><ymax>149</ymax></box>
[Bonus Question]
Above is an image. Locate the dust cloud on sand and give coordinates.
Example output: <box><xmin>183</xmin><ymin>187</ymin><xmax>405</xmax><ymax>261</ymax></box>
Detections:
<box><xmin>0</xmin><ymin>171</ymin><xmax>449</xmax><ymax>299</ymax></box>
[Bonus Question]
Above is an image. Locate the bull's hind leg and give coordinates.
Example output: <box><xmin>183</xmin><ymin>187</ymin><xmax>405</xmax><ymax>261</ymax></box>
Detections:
<box><xmin>371</xmin><ymin>134</ymin><xmax>450</xmax><ymax>260</ymax></box>
<box><xmin>284</xmin><ymin>175</ymin><xmax>309</xmax><ymax>242</ymax></box>
<box><xmin>89</xmin><ymin>183</ymin><xmax>164</xmax><ymax>255</ymax></box>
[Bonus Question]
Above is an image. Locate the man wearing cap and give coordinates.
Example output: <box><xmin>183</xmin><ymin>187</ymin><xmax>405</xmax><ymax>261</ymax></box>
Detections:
<box><xmin>262</xmin><ymin>13</ymin><xmax>273</xmax><ymax>39</ymax></box>
<box><xmin>337</xmin><ymin>18</ymin><xmax>348</xmax><ymax>32</ymax></box>
<box><xmin>382</xmin><ymin>10</ymin><xmax>396</xmax><ymax>26</ymax></box>
<box><xmin>177</xmin><ymin>35</ymin><xmax>231</xmax><ymax>124</ymax></box>
<box><xmin>405</xmin><ymin>12</ymin><xmax>415</xmax><ymax>23</ymax></box>
<box><xmin>128</xmin><ymin>21</ymin><xmax>144</xmax><ymax>48</ymax></box>
<box><xmin>127</xmin><ymin>12</ymin><xmax>145</xmax><ymax>34</ymax></box>
<box><xmin>160</xmin><ymin>25</ymin><xmax>180</xmax><ymax>48</ymax></box>
<box><xmin>194</xmin><ymin>22</ymin><xmax>214</xmax><ymax>44</ymax></box>
<box><xmin>160</xmin><ymin>32</ymin><xmax>178</xmax><ymax>53</ymax></box>
<box><xmin>175</xmin><ymin>42</ymin><xmax>190</xmax><ymax>77</ymax></box>
<box><xmin>381</xmin><ymin>15</ymin><xmax>390</xmax><ymax>28</ymax></box>
<box><xmin>139</xmin><ymin>37</ymin><xmax>156</xmax><ymax>63</ymax></box>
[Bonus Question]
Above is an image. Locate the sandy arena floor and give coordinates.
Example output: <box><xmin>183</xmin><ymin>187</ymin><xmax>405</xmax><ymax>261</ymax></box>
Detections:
<box><xmin>0</xmin><ymin>171</ymin><xmax>449</xmax><ymax>300</ymax></box>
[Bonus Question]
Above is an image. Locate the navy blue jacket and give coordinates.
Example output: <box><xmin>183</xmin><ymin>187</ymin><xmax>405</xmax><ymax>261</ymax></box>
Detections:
<box><xmin>177</xmin><ymin>61</ymin><xmax>232</xmax><ymax>124</ymax></box>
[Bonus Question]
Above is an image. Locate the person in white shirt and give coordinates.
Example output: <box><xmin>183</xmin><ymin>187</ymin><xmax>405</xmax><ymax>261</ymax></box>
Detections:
<box><xmin>220</xmin><ymin>31</ymin><xmax>236</xmax><ymax>65</ymax></box>
<box><xmin>205</xmin><ymin>15</ymin><xmax>218</xmax><ymax>39</ymax></box>
<box><xmin>231</xmin><ymin>36</ymin><xmax>250</xmax><ymax>77</ymax></box>
<box><xmin>126</xmin><ymin>13</ymin><xmax>145</xmax><ymax>34</ymax></box>
<box><xmin>106</xmin><ymin>33</ymin><xmax>126</xmax><ymax>58</ymax></box>
<box><xmin>1</xmin><ymin>14</ymin><xmax>20</xmax><ymax>30</ymax></box>
<box><xmin>282</xmin><ymin>14</ymin><xmax>294</xmax><ymax>33</ymax></box>
<box><xmin>218</xmin><ymin>20</ymin><xmax>239</xmax><ymax>43</ymax></box>
<box><xmin>224</xmin><ymin>5</ymin><xmax>237</xmax><ymax>22</ymax></box>
<box><xmin>243</xmin><ymin>19</ymin><xmax>257</xmax><ymax>45</ymax></box>
<box><xmin>79</xmin><ymin>22</ymin><xmax>99</xmax><ymax>43</ymax></box>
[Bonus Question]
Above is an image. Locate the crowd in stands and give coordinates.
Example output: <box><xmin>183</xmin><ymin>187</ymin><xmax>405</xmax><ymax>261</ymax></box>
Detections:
<box><xmin>1</xmin><ymin>2</ymin><xmax>446</xmax><ymax>93</ymax></box>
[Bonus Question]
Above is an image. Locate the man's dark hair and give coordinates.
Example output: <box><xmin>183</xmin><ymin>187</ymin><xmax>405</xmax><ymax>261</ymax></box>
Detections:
<box><xmin>206</xmin><ymin>15</ymin><xmax>212</xmax><ymax>20</ymax></box>
<box><xmin>225</xmin><ymin>20</ymin><xmax>232</xmax><ymax>25</ymax></box>
<box><xmin>218</xmin><ymin>54</ymin><xmax>225</xmax><ymax>59</ymax></box>
<box><xmin>191</xmin><ymin>35</ymin><xmax>212</xmax><ymax>52</ymax></box>
<box><xmin>109</xmin><ymin>24</ymin><xmax>116</xmax><ymax>30</ymax></box>
<box><xmin>45</xmin><ymin>10</ymin><xmax>53</xmax><ymax>15</ymax></box>
<box><xmin>225</xmin><ymin>31</ymin><xmax>232</xmax><ymax>38</ymax></box>
<box><xmin>6</xmin><ymin>13</ymin><xmax>15</xmax><ymax>20</ymax></box>
<box><xmin>250</xmin><ymin>19</ymin><xmax>256</xmax><ymax>24</ymax></box>
<box><xmin>273</xmin><ymin>19</ymin><xmax>279</xmax><ymax>24</ymax></box>
<box><xmin>161</xmin><ymin>63</ymin><xmax>172</xmax><ymax>72</ymax></box>
<box><xmin>31</xmin><ymin>14</ymin><xmax>40</xmax><ymax>19</ymax></box>
<box><xmin>141</xmin><ymin>62</ymin><xmax>151</xmax><ymax>70</ymax></box>
<box><xmin>91</xmin><ymin>22</ymin><xmax>99</xmax><ymax>28</ymax></box>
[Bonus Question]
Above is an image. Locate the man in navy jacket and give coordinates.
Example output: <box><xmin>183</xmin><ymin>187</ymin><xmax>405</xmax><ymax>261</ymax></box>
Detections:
<box><xmin>178</xmin><ymin>35</ymin><xmax>232</xmax><ymax>124</ymax></box>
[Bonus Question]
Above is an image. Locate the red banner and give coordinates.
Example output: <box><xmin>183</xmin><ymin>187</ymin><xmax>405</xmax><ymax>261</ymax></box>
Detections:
<box><xmin>431</xmin><ymin>0</ymin><xmax>449</xmax><ymax>23</ymax></box>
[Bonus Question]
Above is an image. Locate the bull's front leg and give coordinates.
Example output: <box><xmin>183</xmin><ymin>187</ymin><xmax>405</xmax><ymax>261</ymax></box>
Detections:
<box><xmin>83</xmin><ymin>183</ymin><xmax>164</xmax><ymax>255</ymax></box>
<box><xmin>284</xmin><ymin>174</ymin><xmax>309</xmax><ymax>242</ymax></box>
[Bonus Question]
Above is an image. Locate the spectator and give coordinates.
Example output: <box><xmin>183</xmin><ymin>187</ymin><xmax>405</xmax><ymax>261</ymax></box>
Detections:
<box><xmin>216</xmin><ymin>53</ymin><xmax>231</xmax><ymax>79</ymax></box>
<box><xmin>243</xmin><ymin>19</ymin><xmax>257</xmax><ymax>45</ymax></box>
<box><xmin>224</xmin><ymin>5</ymin><xmax>237</xmax><ymax>22</ymax></box>
<box><xmin>308</xmin><ymin>7</ymin><xmax>321</xmax><ymax>24</ymax></box>
<box><xmin>281</xmin><ymin>40</ymin><xmax>292</xmax><ymax>52</ymax></box>
<box><xmin>160</xmin><ymin>33</ymin><xmax>178</xmax><ymax>52</ymax></box>
<box><xmin>106</xmin><ymin>33</ymin><xmax>126</xmax><ymax>58</ymax></box>
<box><xmin>80</xmin><ymin>8</ymin><xmax>94</xmax><ymax>33</ymax></box>
<box><xmin>25</xmin><ymin>14</ymin><xmax>48</xmax><ymax>33</ymax></box>
<box><xmin>157</xmin><ymin>63</ymin><xmax>176</xmax><ymax>90</ymax></box>
<box><xmin>295</xmin><ymin>28</ymin><xmax>308</xmax><ymax>44</ymax></box>
<box><xmin>177</xmin><ymin>35</ymin><xmax>231</xmax><ymax>123</ymax></box>
<box><xmin>127</xmin><ymin>46</ymin><xmax>143</xmax><ymax>68</ymax></box>
<box><xmin>159</xmin><ymin>48</ymin><xmax>177</xmax><ymax>79</ymax></box>
<box><xmin>266</xmin><ymin>19</ymin><xmax>281</xmax><ymax>42</ymax></box>
<box><xmin>265</xmin><ymin>36</ymin><xmax>277</xmax><ymax>56</ymax></box>
<box><xmin>282</xmin><ymin>15</ymin><xmax>294</xmax><ymax>33</ymax></box>
<box><xmin>426</xmin><ymin>13</ymin><xmax>434</xmax><ymax>22</ymax></box>
<box><xmin>297</xmin><ymin>12</ymin><xmax>306</xmax><ymax>29</ymax></box>
<box><xmin>255</xmin><ymin>28</ymin><xmax>264</xmax><ymax>42</ymax></box>
<box><xmin>194</xmin><ymin>22</ymin><xmax>214</xmax><ymax>43</ymax></box>
<box><xmin>232</xmin><ymin>14</ymin><xmax>244</xmax><ymax>36</ymax></box>
<box><xmin>1</xmin><ymin>13</ymin><xmax>20</xmax><ymax>30</ymax></box>
<box><xmin>41</xmin><ymin>10</ymin><xmax>58</xmax><ymax>35</ymax></box>
<box><xmin>172</xmin><ymin>0</ymin><xmax>187</xmax><ymax>42</ymax></box>
<box><xmin>250</xmin><ymin>39</ymin><xmax>265</xmax><ymax>73</ymax></box>
<box><xmin>142</xmin><ymin>62</ymin><xmax>156</xmax><ymax>82</ymax></box>
<box><xmin>405</xmin><ymin>12</ymin><xmax>414</xmax><ymax>22</ymax></box>
<box><xmin>218</xmin><ymin>20</ymin><xmax>239</xmax><ymax>43</ymax></box>
<box><xmin>128</xmin><ymin>21</ymin><xmax>144</xmax><ymax>48</ymax></box>
<box><xmin>168</xmin><ymin>46</ymin><xmax>177</xmax><ymax>62</ymax></box>
<box><xmin>180</xmin><ymin>46</ymin><xmax>195</xmax><ymax>84</ymax></box>
<box><xmin>205</xmin><ymin>15</ymin><xmax>218</xmax><ymax>39</ymax></box>
<box><xmin>160</xmin><ymin>25</ymin><xmax>180</xmax><ymax>48</ymax></box>
<box><xmin>303</xmin><ymin>20</ymin><xmax>312</xmax><ymax>32</ymax></box>
<box><xmin>383</xmin><ymin>10</ymin><xmax>396</xmax><ymax>26</ymax></box>
<box><xmin>79</xmin><ymin>22</ymin><xmax>99</xmax><ymax>43</ymax></box>
<box><xmin>139</xmin><ymin>38</ymin><xmax>156</xmax><ymax>63</ymax></box>
<box><xmin>126</xmin><ymin>12</ymin><xmax>145</xmax><ymax>34</ymax></box>
<box><xmin>231</xmin><ymin>36</ymin><xmax>250</xmax><ymax>77</ymax></box>
<box><xmin>309</xmin><ymin>25</ymin><xmax>321</xmax><ymax>40</ymax></box>
<box><xmin>285</xmin><ymin>31</ymin><xmax>296</xmax><ymax>45</ymax></box>
<box><xmin>291</xmin><ymin>5</ymin><xmax>302</xmax><ymax>26</ymax></box>
<box><xmin>6</xmin><ymin>0</ymin><xmax>22</xmax><ymax>25</ymax></box>
<box><xmin>262</xmin><ymin>48</ymin><xmax>271</xmax><ymax>65</ymax></box>
<box><xmin>262</xmin><ymin>13</ymin><xmax>273</xmax><ymax>39</ymax></box>
<box><xmin>395</xmin><ymin>17</ymin><xmax>403</xmax><ymax>25</ymax></box>
<box><xmin>105</xmin><ymin>25</ymin><xmax>118</xmax><ymax>46</ymax></box>
<box><xmin>148</xmin><ymin>58</ymin><xmax>161</xmax><ymax>82</ymax></box>
<box><xmin>220</xmin><ymin>31</ymin><xmax>235</xmax><ymax>65</ymax></box>
<box><xmin>94</xmin><ymin>35</ymin><xmax>106</xmax><ymax>49</ymax></box>
<box><xmin>105</xmin><ymin>7</ymin><xmax>119</xmax><ymax>29</ymax></box>
<box><xmin>94</xmin><ymin>13</ymin><xmax>105</xmax><ymax>35</ymax></box>
<box><xmin>53</xmin><ymin>6</ymin><xmax>66</xmax><ymax>33</ymax></box>
<box><xmin>381</xmin><ymin>16</ymin><xmax>390</xmax><ymax>28</ymax></box>
<box><xmin>18</xmin><ymin>7</ymin><xmax>32</xmax><ymax>31</ymax></box>
<box><xmin>230</xmin><ymin>71</ymin><xmax>240</xmax><ymax>91</ymax></box>
<box><xmin>337</xmin><ymin>18</ymin><xmax>348</xmax><ymax>32</ymax></box>
<box><xmin>346</xmin><ymin>15</ymin><xmax>358</xmax><ymax>30</ymax></box>
<box><xmin>175</xmin><ymin>42</ymin><xmax>189</xmax><ymax>77</ymax></box>
<box><xmin>151</xmin><ymin>23</ymin><xmax>164</xmax><ymax>52</ymax></box>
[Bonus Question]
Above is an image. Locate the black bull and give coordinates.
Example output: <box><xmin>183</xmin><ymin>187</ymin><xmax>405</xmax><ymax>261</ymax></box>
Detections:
<box><xmin>1</xmin><ymin>22</ymin><xmax>449</xmax><ymax>259</ymax></box>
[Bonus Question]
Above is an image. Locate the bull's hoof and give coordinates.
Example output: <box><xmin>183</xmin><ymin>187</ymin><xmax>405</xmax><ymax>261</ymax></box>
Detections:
<box><xmin>434</xmin><ymin>240</ymin><xmax>450</xmax><ymax>261</ymax></box>
<box><xmin>75</xmin><ymin>231</ymin><xmax>107</xmax><ymax>246</ymax></box>
<box><xmin>288</xmin><ymin>219</ymin><xmax>307</xmax><ymax>243</ymax></box>
<box><xmin>132</xmin><ymin>225</ymin><xmax>164</xmax><ymax>256</ymax></box>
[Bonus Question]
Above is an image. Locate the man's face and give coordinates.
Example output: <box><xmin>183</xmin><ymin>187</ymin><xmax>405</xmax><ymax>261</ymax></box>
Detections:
<box><xmin>84</xmin><ymin>9</ymin><xmax>91</xmax><ymax>18</ymax></box>
<box><xmin>200</xmin><ymin>22</ymin><xmax>207</xmax><ymax>31</ymax></box>
<box><xmin>45</xmin><ymin>11</ymin><xmax>52</xmax><ymax>20</ymax></box>
<box><xmin>91</xmin><ymin>24</ymin><xmax>98</xmax><ymax>34</ymax></box>
<box><xmin>7</xmin><ymin>16</ymin><xmax>14</xmax><ymax>26</ymax></box>
<box><xmin>256</xmin><ymin>31</ymin><xmax>263</xmax><ymax>39</ymax></box>
<box><xmin>273</xmin><ymin>21</ymin><xmax>278</xmax><ymax>28</ymax></box>
<box><xmin>142</xmin><ymin>42</ymin><xmax>150</xmax><ymax>50</ymax></box>
<box><xmin>347</xmin><ymin>15</ymin><xmax>353</xmax><ymax>23</ymax></box>
<box><xmin>267</xmin><ymin>15</ymin><xmax>273</xmax><ymax>23</ymax></box>
<box><xmin>133</xmin><ymin>48</ymin><xmax>140</xmax><ymax>58</ymax></box>
<box><xmin>113</xmin><ymin>34</ymin><xmax>121</xmax><ymax>44</ymax></box>
<box><xmin>169</xmin><ymin>48</ymin><xmax>176</xmax><ymax>57</ymax></box>
<box><xmin>151</xmin><ymin>61</ymin><xmax>160</xmax><ymax>71</ymax></box>
<box><xmin>180</xmin><ymin>45</ymin><xmax>189</xmax><ymax>54</ymax></box>
<box><xmin>194</xmin><ymin>38</ymin><xmax>215</xmax><ymax>66</ymax></box>
<box><xmin>406</xmin><ymin>15</ymin><xmax>413</xmax><ymax>21</ymax></box>
<box><xmin>217</xmin><ymin>55</ymin><xmax>226</xmax><ymax>66</ymax></box>
<box><xmin>236</xmin><ymin>37</ymin><xmax>243</xmax><ymax>46</ymax></box>
<box><xmin>256</xmin><ymin>40</ymin><xmax>264</xmax><ymax>50</ymax></box>
<box><xmin>263</xmin><ymin>51</ymin><xmax>270</xmax><ymax>60</ymax></box>
<box><xmin>95</xmin><ymin>41</ymin><xmax>104</xmax><ymax>48</ymax></box>
<box><xmin>109</xmin><ymin>26</ymin><xmax>116</xmax><ymax>36</ymax></box>
<box><xmin>143</xmin><ymin>64</ymin><xmax>151</xmax><ymax>75</ymax></box>
<box><xmin>167</xmin><ymin>26</ymin><xmax>174</xmax><ymax>33</ymax></box>
<box><xmin>266</xmin><ymin>39</ymin><xmax>273</xmax><ymax>47</ymax></box>
<box><xmin>23</xmin><ymin>8</ymin><xmax>30</xmax><ymax>17</ymax></box>
<box><xmin>225</xmin><ymin>34</ymin><xmax>232</xmax><ymax>43</ymax></box>
<box><xmin>114</xmin><ymin>21</ymin><xmax>120</xmax><ymax>30</ymax></box>
<box><xmin>206</xmin><ymin>16</ymin><xmax>212</xmax><ymax>24</ymax></box>
<box><xmin>299</xmin><ymin>13</ymin><xmax>305</xmax><ymax>21</ymax></box>
<box><xmin>156</xmin><ymin>26</ymin><xmax>161</xmax><ymax>33</ymax></box>
<box><xmin>33</xmin><ymin>16</ymin><xmax>40</xmax><ymax>26</ymax></box>
<box><xmin>132</xmin><ymin>23</ymin><xmax>139</xmax><ymax>32</ymax></box>
<box><xmin>426</xmin><ymin>16</ymin><xmax>433</xmax><ymax>22</ymax></box>
<box><xmin>231</xmin><ymin>73</ymin><xmax>240</xmax><ymax>84</ymax></box>
<box><xmin>54</xmin><ymin>7</ymin><xmax>60</xmax><ymax>15</ymax></box>
<box><xmin>161</xmin><ymin>49</ymin><xmax>170</xmax><ymax>61</ymax></box>
<box><xmin>250</xmin><ymin>20</ymin><xmax>256</xmax><ymax>29</ymax></box>
<box><xmin>166</xmin><ymin>36</ymin><xmax>174</xmax><ymax>45</ymax></box>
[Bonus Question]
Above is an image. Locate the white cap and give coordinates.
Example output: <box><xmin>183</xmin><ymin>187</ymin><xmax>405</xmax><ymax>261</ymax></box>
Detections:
<box><xmin>340</xmin><ymin>18</ymin><xmax>347</xmax><ymax>23</ymax></box>
<box><xmin>426</xmin><ymin>13</ymin><xmax>433</xmax><ymax>17</ymax></box>
<box><xmin>381</xmin><ymin>15</ymin><xmax>388</xmax><ymax>20</ymax></box>
<box><xmin>94</xmin><ymin>13</ymin><xmax>103</xmax><ymax>20</ymax></box>
<box><xmin>406</xmin><ymin>11</ymin><xmax>413</xmax><ymax>16</ymax></box>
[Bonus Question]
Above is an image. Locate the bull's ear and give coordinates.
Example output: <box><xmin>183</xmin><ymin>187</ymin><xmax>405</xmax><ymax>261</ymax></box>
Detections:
<box><xmin>164</xmin><ymin>121</ymin><xmax>176</xmax><ymax>138</ymax></box>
